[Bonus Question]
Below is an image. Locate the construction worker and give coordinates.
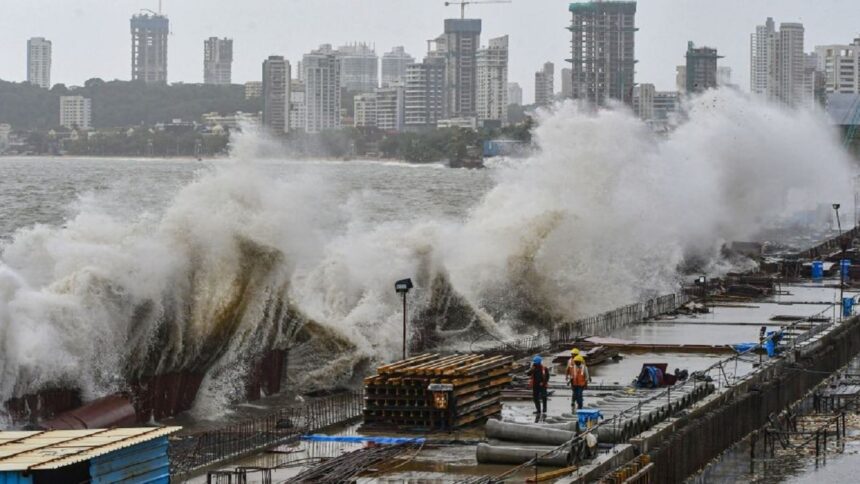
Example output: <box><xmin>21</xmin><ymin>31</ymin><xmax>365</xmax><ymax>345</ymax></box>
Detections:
<box><xmin>527</xmin><ymin>355</ymin><xmax>549</xmax><ymax>415</ymax></box>
<box><xmin>567</xmin><ymin>355</ymin><xmax>589</xmax><ymax>410</ymax></box>
<box><xmin>567</xmin><ymin>348</ymin><xmax>581</xmax><ymax>369</ymax></box>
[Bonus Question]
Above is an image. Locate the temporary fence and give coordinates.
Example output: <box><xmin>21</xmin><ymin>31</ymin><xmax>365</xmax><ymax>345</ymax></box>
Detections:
<box><xmin>170</xmin><ymin>391</ymin><xmax>364</xmax><ymax>478</ymax></box>
<box><xmin>479</xmin><ymin>291</ymin><xmax>690</xmax><ymax>357</ymax></box>
<box><xmin>791</xmin><ymin>225</ymin><xmax>860</xmax><ymax>260</ymax></box>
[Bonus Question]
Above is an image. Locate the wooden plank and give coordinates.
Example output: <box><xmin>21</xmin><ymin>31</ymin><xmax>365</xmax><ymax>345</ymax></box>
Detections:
<box><xmin>378</xmin><ymin>354</ymin><xmax>439</xmax><ymax>374</ymax></box>
<box><xmin>455</xmin><ymin>403</ymin><xmax>502</xmax><ymax>426</ymax></box>
<box><xmin>525</xmin><ymin>466</ymin><xmax>578</xmax><ymax>483</ymax></box>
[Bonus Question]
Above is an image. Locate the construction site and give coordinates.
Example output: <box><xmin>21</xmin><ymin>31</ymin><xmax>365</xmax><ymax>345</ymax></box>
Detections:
<box><xmin>80</xmin><ymin>227</ymin><xmax>850</xmax><ymax>483</ymax></box>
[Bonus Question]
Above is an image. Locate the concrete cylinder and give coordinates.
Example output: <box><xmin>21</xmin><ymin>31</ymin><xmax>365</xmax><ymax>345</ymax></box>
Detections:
<box><xmin>485</xmin><ymin>419</ymin><xmax>576</xmax><ymax>446</ymax></box>
<box><xmin>476</xmin><ymin>443</ymin><xmax>571</xmax><ymax>467</ymax></box>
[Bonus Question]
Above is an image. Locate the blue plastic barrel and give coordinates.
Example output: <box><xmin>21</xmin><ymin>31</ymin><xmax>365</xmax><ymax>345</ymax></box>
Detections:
<box><xmin>811</xmin><ymin>261</ymin><xmax>824</xmax><ymax>280</ymax></box>
<box><xmin>843</xmin><ymin>297</ymin><xmax>854</xmax><ymax>317</ymax></box>
<box><xmin>842</xmin><ymin>259</ymin><xmax>851</xmax><ymax>279</ymax></box>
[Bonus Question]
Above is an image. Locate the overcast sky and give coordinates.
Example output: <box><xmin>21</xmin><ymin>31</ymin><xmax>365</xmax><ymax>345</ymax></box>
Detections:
<box><xmin>1</xmin><ymin>0</ymin><xmax>858</xmax><ymax>102</ymax></box>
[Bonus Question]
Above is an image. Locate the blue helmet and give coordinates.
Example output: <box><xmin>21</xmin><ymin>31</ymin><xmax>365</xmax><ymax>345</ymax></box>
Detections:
<box><xmin>533</xmin><ymin>355</ymin><xmax>542</xmax><ymax>365</ymax></box>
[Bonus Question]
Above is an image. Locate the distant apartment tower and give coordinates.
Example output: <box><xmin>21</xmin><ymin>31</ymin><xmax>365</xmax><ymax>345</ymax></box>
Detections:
<box><xmin>507</xmin><ymin>82</ymin><xmax>523</xmax><ymax>105</ymax></box>
<box><xmin>262</xmin><ymin>56</ymin><xmax>291</xmax><ymax>133</ymax></box>
<box><xmin>561</xmin><ymin>67</ymin><xmax>573</xmax><ymax>98</ymax></box>
<box><xmin>59</xmin><ymin>96</ymin><xmax>92</xmax><ymax>129</ymax></box>
<box><xmin>131</xmin><ymin>13</ymin><xmax>169</xmax><ymax>83</ymax></box>
<box><xmin>204</xmin><ymin>37</ymin><xmax>233</xmax><ymax>85</ymax></box>
<box><xmin>289</xmin><ymin>80</ymin><xmax>307</xmax><ymax>131</ymax></box>
<box><xmin>382</xmin><ymin>46</ymin><xmax>414</xmax><ymax>87</ymax></box>
<box><xmin>434</xmin><ymin>19</ymin><xmax>482</xmax><ymax>116</ymax></box>
<box><xmin>568</xmin><ymin>1</ymin><xmax>637</xmax><ymax>105</ymax></box>
<box><xmin>27</xmin><ymin>37</ymin><xmax>52</xmax><ymax>89</ymax></box>
<box><xmin>337</xmin><ymin>43</ymin><xmax>378</xmax><ymax>92</ymax></box>
<box><xmin>303</xmin><ymin>45</ymin><xmax>341</xmax><ymax>133</ymax></box>
<box><xmin>476</xmin><ymin>35</ymin><xmax>509</xmax><ymax>124</ymax></box>
<box><xmin>717</xmin><ymin>66</ymin><xmax>732</xmax><ymax>86</ymax></box>
<box><xmin>354</xmin><ymin>93</ymin><xmax>377</xmax><ymax>128</ymax></box>
<box><xmin>633</xmin><ymin>83</ymin><xmax>655</xmax><ymax>120</ymax></box>
<box><xmin>685</xmin><ymin>42</ymin><xmax>721</xmax><ymax>93</ymax></box>
<box><xmin>405</xmin><ymin>58</ymin><xmax>446</xmax><ymax>128</ymax></box>
<box><xmin>750</xmin><ymin>18</ymin><xmax>810</xmax><ymax>106</ymax></box>
<box><xmin>675</xmin><ymin>65</ymin><xmax>686</xmax><ymax>93</ymax></box>
<box><xmin>535</xmin><ymin>62</ymin><xmax>554</xmax><ymax>106</ymax></box>
<box><xmin>815</xmin><ymin>38</ymin><xmax>860</xmax><ymax>94</ymax></box>
<box><xmin>375</xmin><ymin>84</ymin><xmax>405</xmax><ymax>131</ymax></box>
<box><xmin>653</xmin><ymin>91</ymin><xmax>680</xmax><ymax>121</ymax></box>
<box><xmin>244</xmin><ymin>81</ymin><xmax>263</xmax><ymax>99</ymax></box>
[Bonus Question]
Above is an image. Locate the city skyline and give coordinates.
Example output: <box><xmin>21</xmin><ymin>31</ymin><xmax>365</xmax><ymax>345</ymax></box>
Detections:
<box><xmin>1</xmin><ymin>1</ymin><xmax>858</xmax><ymax>103</ymax></box>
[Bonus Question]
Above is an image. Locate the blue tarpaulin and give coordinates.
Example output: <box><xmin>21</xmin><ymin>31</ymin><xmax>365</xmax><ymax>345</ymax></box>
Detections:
<box><xmin>301</xmin><ymin>434</ymin><xmax>425</xmax><ymax>445</ymax></box>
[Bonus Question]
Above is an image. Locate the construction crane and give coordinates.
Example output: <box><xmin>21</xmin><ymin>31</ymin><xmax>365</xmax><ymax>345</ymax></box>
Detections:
<box><xmin>444</xmin><ymin>0</ymin><xmax>512</xmax><ymax>19</ymax></box>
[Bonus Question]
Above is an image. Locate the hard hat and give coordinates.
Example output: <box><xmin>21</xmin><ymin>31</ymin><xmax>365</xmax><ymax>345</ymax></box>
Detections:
<box><xmin>570</xmin><ymin>348</ymin><xmax>580</xmax><ymax>355</ymax></box>
<box><xmin>574</xmin><ymin>355</ymin><xmax>585</xmax><ymax>363</ymax></box>
<box><xmin>533</xmin><ymin>355</ymin><xmax>542</xmax><ymax>365</ymax></box>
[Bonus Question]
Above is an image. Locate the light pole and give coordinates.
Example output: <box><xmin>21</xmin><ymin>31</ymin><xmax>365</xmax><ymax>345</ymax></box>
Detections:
<box><xmin>834</xmin><ymin>203</ymin><xmax>845</xmax><ymax>317</ymax></box>
<box><xmin>395</xmin><ymin>278</ymin><xmax>414</xmax><ymax>360</ymax></box>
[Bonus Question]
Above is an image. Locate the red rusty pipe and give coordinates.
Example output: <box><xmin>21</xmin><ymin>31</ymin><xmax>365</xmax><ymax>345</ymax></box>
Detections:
<box><xmin>40</xmin><ymin>394</ymin><xmax>137</xmax><ymax>430</ymax></box>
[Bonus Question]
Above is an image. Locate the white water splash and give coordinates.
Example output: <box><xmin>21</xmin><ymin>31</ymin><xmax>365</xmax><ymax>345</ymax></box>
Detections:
<box><xmin>0</xmin><ymin>90</ymin><xmax>853</xmax><ymax>417</ymax></box>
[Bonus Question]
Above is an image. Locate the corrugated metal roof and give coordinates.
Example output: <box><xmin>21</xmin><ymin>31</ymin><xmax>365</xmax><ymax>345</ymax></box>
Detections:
<box><xmin>0</xmin><ymin>427</ymin><xmax>180</xmax><ymax>471</ymax></box>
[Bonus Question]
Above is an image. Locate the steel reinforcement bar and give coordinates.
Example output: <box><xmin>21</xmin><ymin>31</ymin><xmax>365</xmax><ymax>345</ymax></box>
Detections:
<box><xmin>169</xmin><ymin>390</ymin><xmax>364</xmax><ymax>478</ymax></box>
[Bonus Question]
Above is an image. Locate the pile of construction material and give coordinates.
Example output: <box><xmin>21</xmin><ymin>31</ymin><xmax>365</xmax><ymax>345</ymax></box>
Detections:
<box><xmin>363</xmin><ymin>353</ymin><xmax>513</xmax><ymax>430</ymax></box>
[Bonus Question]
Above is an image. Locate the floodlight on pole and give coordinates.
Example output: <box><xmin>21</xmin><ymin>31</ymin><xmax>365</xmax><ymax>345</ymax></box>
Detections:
<box><xmin>395</xmin><ymin>278</ymin><xmax>414</xmax><ymax>360</ymax></box>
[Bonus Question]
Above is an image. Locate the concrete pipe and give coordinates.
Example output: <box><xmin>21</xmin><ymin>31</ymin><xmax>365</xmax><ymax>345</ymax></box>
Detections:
<box><xmin>595</xmin><ymin>423</ymin><xmax>629</xmax><ymax>443</ymax></box>
<box><xmin>485</xmin><ymin>419</ymin><xmax>576</xmax><ymax>446</ymax></box>
<box><xmin>476</xmin><ymin>443</ymin><xmax>572</xmax><ymax>467</ymax></box>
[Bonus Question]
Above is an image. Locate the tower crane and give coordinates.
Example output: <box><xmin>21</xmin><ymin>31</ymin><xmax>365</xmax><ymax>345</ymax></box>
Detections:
<box><xmin>444</xmin><ymin>0</ymin><xmax>512</xmax><ymax>19</ymax></box>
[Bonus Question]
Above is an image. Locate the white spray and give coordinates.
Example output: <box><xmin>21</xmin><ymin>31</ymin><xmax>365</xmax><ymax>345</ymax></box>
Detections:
<box><xmin>0</xmin><ymin>90</ymin><xmax>853</xmax><ymax>418</ymax></box>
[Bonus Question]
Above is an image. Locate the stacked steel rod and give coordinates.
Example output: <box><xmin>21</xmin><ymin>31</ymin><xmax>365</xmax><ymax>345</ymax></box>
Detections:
<box><xmin>290</xmin><ymin>442</ymin><xmax>417</xmax><ymax>483</ymax></box>
<box><xmin>363</xmin><ymin>353</ymin><xmax>513</xmax><ymax>430</ymax></box>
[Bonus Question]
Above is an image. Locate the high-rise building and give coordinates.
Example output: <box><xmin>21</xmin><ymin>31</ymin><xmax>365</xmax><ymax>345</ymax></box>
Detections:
<box><xmin>303</xmin><ymin>45</ymin><xmax>341</xmax><ymax>133</ymax></box>
<box><xmin>633</xmin><ymin>83</ymin><xmax>655</xmax><ymax>120</ymax></box>
<box><xmin>534</xmin><ymin>62</ymin><xmax>554</xmax><ymax>106</ymax></box>
<box><xmin>476</xmin><ymin>35</ymin><xmax>509</xmax><ymax>125</ymax></box>
<box><xmin>777</xmin><ymin>23</ymin><xmax>806</xmax><ymax>105</ymax></box>
<box><xmin>675</xmin><ymin>65</ymin><xmax>686</xmax><ymax>93</ymax></box>
<box><xmin>382</xmin><ymin>46</ymin><xmax>414</xmax><ymax>87</ymax></box>
<box><xmin>262</xmin><ymin>56</ymin><xmax>290</xmax><ymax>133</ymax></box>
<box><xmin>289</xmin><ymin>80</ymin><xmax>307</xmax><ymax>131</ymax></box>
<box><xmin>685</xmin><ymin>42</ymin><xmax>721</xmax><ymax>93</ymax></box>
<box><xmin>354</xmin><ymin>93</ymin><xmax>378</xmax><ymax>128</ymax></box>
<box><xmin>59</xmin><ymin>96</ymin><xmax>92</xmax><ymax>129</ymax></box>
<box><xmin>653</xmin><ymin>91</ymin><xmax>680</xmax><ymax>121</ymax></box>
<box><xmin>27</xmin><ymin>37</ymin><xmax>52</xmax><ymax>89</ymax></box>
<box><xmin>751</xmin><ymin>17</ymin><xmax>775</xmax><ymax>96</ymax></box>
<box><xmin>405</xmin><ymin>57</ymin><xmax>446</xmax><ymax>128</ymax></box>
<box><xmin>434</xmin><ymin>19</ymin><xmax>482</xmax><ymax>116</ymax></box>
<box><xmin>815</xmin><ymin>39</ymin><xmax>860</xmax><ymax>94</ymax></box>
<box><xmin>750</xmin><ymin>18</ymin><xmax>811</xmax><ymax>106</ymax></box>
<box><xmin>244</xmin><ymin>81</ymin><xmax>263</xmax><ymax>99</ymax></box>
<box><xmin>336</xmin><ymin>43</ymin><xmax>378</xmax><ymax>92</ymax></box>
<box><xmin>568</xmin><ymin>1</ymin><xmax>637</xmax><ymax>105</ymax></box>
<box><xmin>717</xmin><ymin>66</ymin><xmax>732</xmax><ymax>86</ymax></box>
<box><xmin>507</xmin><ymin>82</ymin><xmax>523</xmax><ymax>106</ymax></box>
<box><xmin>204</xmin><ymin>37</ymin><xmax>233</xmax><ymax>85</ymax></box>
<box><xmin>375</xmin><ymin>84</ymin><xmax>405</xmax><ymax>131</ymax></box>
<box><xmin>131</xmin><ymin>13</ymin><xmax>169</xmax><ymax>83</ymax></box>
<box><xmin>561</xmin><ymin>67</ymin><xmax>573</xmax><ymax>98</ymax></box>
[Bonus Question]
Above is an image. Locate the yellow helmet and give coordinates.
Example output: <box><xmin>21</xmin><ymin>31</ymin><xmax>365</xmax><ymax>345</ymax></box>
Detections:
<box><xmin>570</xmin><ymin>348</ymin><xmax>580</xmax><ymax>355</ymax></box>
<box><xmin>574</xmin><ymin>355</ymin><xmax>585</xmax><ymax>363</ymax></box>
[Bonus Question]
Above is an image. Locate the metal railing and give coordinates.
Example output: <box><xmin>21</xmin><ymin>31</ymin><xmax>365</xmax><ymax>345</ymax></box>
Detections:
<box><xmin>170</xmin><ymin>391</ymin><xmax>364</xmax><ymax>478</ymax></box>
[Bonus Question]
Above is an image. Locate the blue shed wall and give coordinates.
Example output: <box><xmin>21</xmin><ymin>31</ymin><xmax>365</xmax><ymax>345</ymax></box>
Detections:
<box><xmin>0</xmin><ymin>474</ymin><xmax>33</xmax><ymax>484</ymax></box>
<box><xmin>89</xmin><ymin>436</ymin><xmax>170</xmax><ymax>483</ymax></box>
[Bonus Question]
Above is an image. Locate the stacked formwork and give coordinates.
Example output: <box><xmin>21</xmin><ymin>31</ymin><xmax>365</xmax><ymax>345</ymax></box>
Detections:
<box><xmin>363</xmin><ymin>353</ymin><xmax>513</xmax><ymax>430</ymax></box>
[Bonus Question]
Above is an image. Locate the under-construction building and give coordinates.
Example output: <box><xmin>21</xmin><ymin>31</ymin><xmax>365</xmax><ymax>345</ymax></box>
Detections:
<box><xmin>567</xmin><ymin>1</ymin><xmax>637</xmax><ymax>106</ymax></box>
<box><xmin>434</xmin><ymin>19</ymin><xmax>482</xmax><ymax>117</ymax></box>
<box><xmin>131</xmin><ymin>13</ymin><xmax>169</xmax><ymax>83</ymax></box>
<box><xmin>685</xmin><ymin>42</ymin><xmax>722</xmax><ymax>93</ymax></box>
